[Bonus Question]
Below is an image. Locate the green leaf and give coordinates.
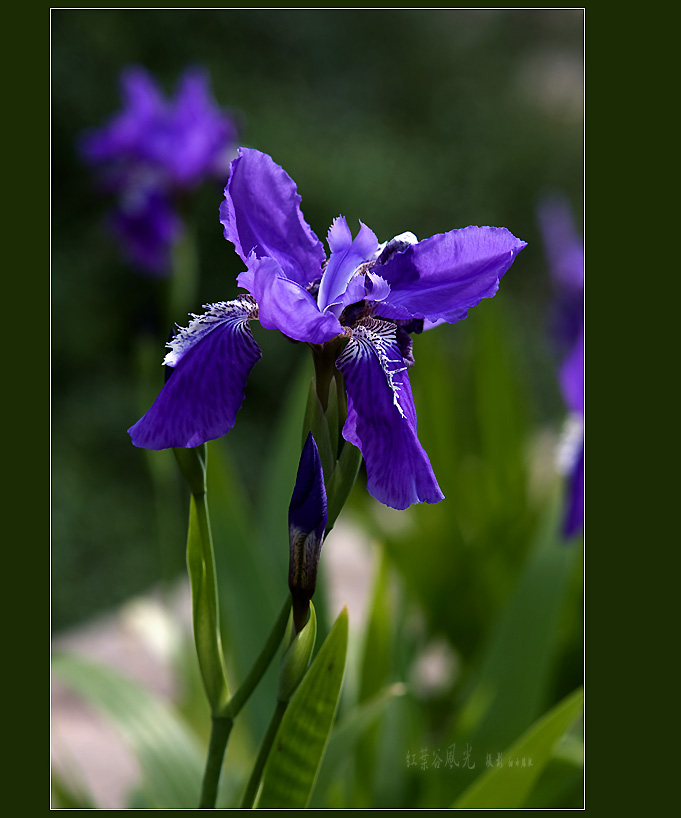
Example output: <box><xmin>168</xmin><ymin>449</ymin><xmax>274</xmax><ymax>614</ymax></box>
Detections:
<box><xmin>185</xmin><ymin>490</ymin><xmax>230</xmax><ymax>714</ymax></box>
<box><xmin>325</xmin><ymin>439</ymin><xmax>362</xmax><ymax>533</ymax></box>
<box><xmin>309</xmin><ymin>683</ymin><xmax>406</xmax><ymax>808</ymax></box>
<box><xmin>302</xmin><ymin>376</ymin><xmax>335</xmax><ymax>482</ymax></box>
<box><xmin>354</xmin><ymin>550</ymin><xmax>394</xmax><ymax>801</ymax></box>
<box><xmin>51</xmin><ymin>653</ymin><xmax>206</xmax><ymax>809</ymax></box>
<box><xmin>255</xmin><ymin>607</ymin><xmax>349</xmax><ymax>809</ymax></box>
<box><xmin>358</xmin><ymin>550</ymin><xmax>392</xmax><ymax>704</ymax></box>
<box><xmin>455</xmin><ymin>500</ymin><xmax>580</xmax><ymax>753</ymax></box>
<box><xmin>452</xmin><ymin>686</ymin><xmax>583</xmax><ymax>809</ymax></box>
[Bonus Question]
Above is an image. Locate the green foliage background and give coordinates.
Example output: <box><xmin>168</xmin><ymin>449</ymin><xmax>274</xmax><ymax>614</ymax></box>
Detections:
<box><xmin>51</xmin><ymin>8</ymin><xmax>583</xmax><ymax>809</ymax></box>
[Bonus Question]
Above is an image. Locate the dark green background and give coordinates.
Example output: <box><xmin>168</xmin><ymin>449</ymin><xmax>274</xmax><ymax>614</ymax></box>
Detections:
<box><xmin>51</xmin><ymin>8</ymin><xmax>583</xmax><ymax>632</ymax></box>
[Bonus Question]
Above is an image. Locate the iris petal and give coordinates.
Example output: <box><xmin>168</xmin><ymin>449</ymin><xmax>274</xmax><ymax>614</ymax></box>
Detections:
<box><xmin>318</xmin><ymin>217</ymin><xmax>378</xmax><ymax>314</ymax></box>
<box><xmin>220</xmin><ymin>148</ymin><xmax>326</xmax><ymax>286</ymax></box>
<box><xmin>128</xmin><ymin>297</ymin><xmax>262</xmax><ymax>449</ymax></box>
<box><xmin>336</xmin><ymin>319</ymin><xmax>444</xmax><ymax>510</ymax></box>
<box><xmin>248</xmin><ymin>255</ymin><xmax>342</xmax><ymax>344</ymax></box>
<box><xmin>376</xmin><ymin>226</ymin><xmax>526</xmax><ymax>324</ymax></box>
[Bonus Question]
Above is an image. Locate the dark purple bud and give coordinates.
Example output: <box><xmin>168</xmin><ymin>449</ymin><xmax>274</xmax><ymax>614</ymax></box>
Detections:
<box><xmin>288</xmin><ymin>433</ymin><xmax>327</xmax><ymax>632</ymax></box>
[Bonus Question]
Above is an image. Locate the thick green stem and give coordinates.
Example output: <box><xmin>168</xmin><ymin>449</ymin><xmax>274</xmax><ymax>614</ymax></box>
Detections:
<box><xmin>239</xmin><ymin>699</ymin><xmax>289</xmax><ymax>809</ymax></box>
<box><xmin>199</xmin><ymin>715</ymin><xmax>234</xmax><ymax>809</ymax></box>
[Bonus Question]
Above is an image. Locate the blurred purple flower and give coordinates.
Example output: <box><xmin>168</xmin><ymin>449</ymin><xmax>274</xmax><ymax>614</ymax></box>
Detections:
<box><xmin>537</xmin><ymin>193</ymin><xmax>584</xmax><ymax>355</ymax></box>
<box><xmin>557</xmin><ymin>325</ymin><xmax>583</xmax><ymax>538</ymax></box>
<box><xmin>80</xmin><ymin>66</ymin><xmax>238</xmax><ymax>275</ymax></box>
<box><xmin>538</xmin><ymin>193</ymin><xmax>584</xmax><ymax>538</ymax></box>
<box><xmin>129</xmin><ymin>148</ymin><xmax>527</xmax><ymax>510</ymax></box>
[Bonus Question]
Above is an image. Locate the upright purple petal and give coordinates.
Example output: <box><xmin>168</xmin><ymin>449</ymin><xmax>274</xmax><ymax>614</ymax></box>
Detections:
<box><xmin>336</xmin><ymin>319</ymin><xmax>444</xmax><ymax>510</ymax></box>
<box><xmin>128</xmin><ymin>297</ymin><xmax>261</xmax><ymax>449</ymax></box>
<box><xmin>375</xmin><ymin>226</ymin><xmax>526</xmax><ymax>324</ymax></box>
<box><xmin>158</xmin><ymin>68</ymin><xmax>237</xmax><ymax>187</ymax></box>
<box><xmin>79</xmin><ymin>67</ymin><xmax>163</xmax><ymax>166</ymax></box>
<box><xmin>317</xmin><ymin>217</ymin><xmax>379</xmax><ymax>313</ymax></box>
<box><xmin>220</xmin><ymin>148</ymin><xmax>326</xmax><ymax>286</ymax></box>
<box><xmin>248</xmin><ymin>255</ymin><xmax>342</xmax><ymax>344</ymax></box>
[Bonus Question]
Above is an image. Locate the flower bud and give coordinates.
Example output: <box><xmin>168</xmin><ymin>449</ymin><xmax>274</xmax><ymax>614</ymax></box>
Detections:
<box><xmin>288</xmin><ymin>433</ymin><xmax>327</xmax><ymax>632</ymax></box>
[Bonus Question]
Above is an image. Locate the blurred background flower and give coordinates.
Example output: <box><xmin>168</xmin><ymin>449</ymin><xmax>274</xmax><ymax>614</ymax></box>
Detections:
<box><xmin>79</xmin><ymin>65</ymin><xmax>239</xmax><ymax>276</ymax></box>
<box><xmin>537</xmin><ymin>192</ymin><xmax>584</xmax><ymax>538</ymax></box>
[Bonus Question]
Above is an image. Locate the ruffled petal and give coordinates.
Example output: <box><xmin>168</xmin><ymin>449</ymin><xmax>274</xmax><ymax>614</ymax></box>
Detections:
<box><xmin>219</xmin><ymin>148</ymin><xmax>326</xmax><ymax>286</ymax></box>
<box><xmin>336</xmin><ymin>319</ymin><xmax>444</xmax><ymax>510</ymax></box>
<box><xmin>249</xmin><ymin>255</ymin><xmax>342</xmax><ymax>344</ymax></box>
<box><xmin>128</xmin><ymin>297</ymin><xmax>261</xmax><ymax>449</ymax></box>
<box><xmin>376</xmin><ymin>226</ymin><xmax>526</xmax><ymax>324</ymax></box>
<box><xmin>317</xmin><ymin>217</ymin><xmax>378</xmax><ymax>313</ymax></box>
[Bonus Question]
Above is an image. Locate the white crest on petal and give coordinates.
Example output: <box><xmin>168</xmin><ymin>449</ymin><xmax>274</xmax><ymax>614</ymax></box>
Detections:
<box><xmin>337</xmin><ymin>318</ymin><xmax>408</xmax><ymax>418</ymax></box>
<box><xmin>163</xmin><ymin>295</ymin><xmax>258</xmax><ymax>367</ymax></box>
<box><xmin>371</xmin><ymin>230</ymin><xmax>418</xmax><ymax>262</ymax></box>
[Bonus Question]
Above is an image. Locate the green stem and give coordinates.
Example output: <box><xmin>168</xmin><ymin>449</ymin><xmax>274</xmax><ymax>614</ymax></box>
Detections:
<box><xmin>223</xmin><ymin>596</ymin><xmax>292</xmax><ymax>719</ymax></box>
<box><xmin>239</xmin><ymin>699</ymin><xmax>289</xmax><ymax>809</ymax></box>
<box><xmin>199</xmin><ymin>715</ymin><xmax>234</xmax><ymax>809</ymax></box>
<box><xmin>197</xmin><ymin>597</ymin><xmax>292</xmax><ymax>808</ymax></box>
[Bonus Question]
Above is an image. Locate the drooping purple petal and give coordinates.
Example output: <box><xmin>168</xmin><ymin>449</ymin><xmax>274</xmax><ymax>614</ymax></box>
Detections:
<box><xmin>128</xmin><ymin>297</ymin><xmax>261</xmax><ymax>449</ymax></box>
<box><xmin>317</xmin><ymin>217</ymin><xmax>379</xmax><ymax>313</ymax></box>
<box><xmin>220</xmin><ymin>148</ymin><xmax>326</xmax><ymax>286</ymax></box>
<box><xmin>375</xmin><ymin>226</ymin><xmax>526</xmax><ymax>324</ymax></box>
<box><xmin>248</xmin><ymin>255</ymin><xmax>342</xmax><ymax>344</ymax></box>
<box><xmin>336</xmin><ymin>319</ymin><xmax>444</xmax><ymax>510</ymax></box>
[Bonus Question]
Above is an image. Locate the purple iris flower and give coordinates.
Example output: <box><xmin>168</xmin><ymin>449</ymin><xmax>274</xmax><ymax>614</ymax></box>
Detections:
<box><xmin>538</xmin><ymin>193</ymin><xmax>584</xmax><ymax>538</ymax></box>
<box><xmin>129</xmin><ymin>148</ymin><xmax>526</xmax><ymax>510</ymax></box>
<box><xmin>80</xmin><ymin>66</ymin><xmax>238</xmax><ymax>275</ymax></box>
